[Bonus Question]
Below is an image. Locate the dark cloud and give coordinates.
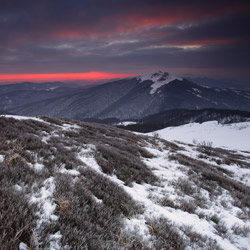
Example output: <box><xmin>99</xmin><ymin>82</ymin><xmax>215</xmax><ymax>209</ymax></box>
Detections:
<box><xmin>0</xmin><ymin>0</ymin><xmax>250</xmax><ymax>80</ymax></box>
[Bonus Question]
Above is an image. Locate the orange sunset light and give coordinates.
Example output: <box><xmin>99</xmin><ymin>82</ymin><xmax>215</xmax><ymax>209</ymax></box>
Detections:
<box><xmin>0</xmin><ymin>72</ymin><xmax>135</xmax><ymax>83</ymax></box>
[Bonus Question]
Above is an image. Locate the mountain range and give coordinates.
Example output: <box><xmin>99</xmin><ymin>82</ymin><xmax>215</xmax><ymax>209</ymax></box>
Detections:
<box><xmin>187</xmin><ymin>77</ymin><xmax>250</xmax><ymax>90</ymax></box>
<box><xmin>1</xmin><ymin>71</ymin><xmax>250</xmax><ymax>121</ymax></box>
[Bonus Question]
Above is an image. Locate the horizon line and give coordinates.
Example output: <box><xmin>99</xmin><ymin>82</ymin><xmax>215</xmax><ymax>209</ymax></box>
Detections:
<box><xmin>0</xmin><ymin>72</ymin><xmax>136</xmax><ymax>83</ymax></box>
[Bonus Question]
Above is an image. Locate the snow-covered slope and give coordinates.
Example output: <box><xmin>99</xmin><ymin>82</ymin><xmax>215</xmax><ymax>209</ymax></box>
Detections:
<box><xmin>149</xmin><ymin>121</ymin><xmax>250</xmax><ymax>151</ymax></box>
<box><xmin>137</xmin><ymin>71</ymin><xmax>183</xmax><ymax>94</ymax></box>
<box><xmin>1</xmin><ymin>115</ymin><xmax>250</xmax><ymax>249</ymax></box>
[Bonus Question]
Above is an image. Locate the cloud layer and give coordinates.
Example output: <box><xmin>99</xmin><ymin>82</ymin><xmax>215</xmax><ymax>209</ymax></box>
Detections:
<box><xmin>0</xmin><ymin>0</ymin><xmax>250</xmax><ymax>81</ymax></box>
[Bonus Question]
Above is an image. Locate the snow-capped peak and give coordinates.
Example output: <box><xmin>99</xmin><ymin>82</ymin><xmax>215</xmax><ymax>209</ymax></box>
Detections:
<box><xmin>137</xmin><ymin>71</ymin><xmax>183</xmax><ymax>94</ymax></box>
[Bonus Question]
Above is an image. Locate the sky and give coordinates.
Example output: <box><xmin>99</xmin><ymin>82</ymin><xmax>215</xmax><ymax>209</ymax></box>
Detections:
<box><xmin>0</xmin><ymin>0</ymin><xmax>250</xmax><ymax>83</ymax></box>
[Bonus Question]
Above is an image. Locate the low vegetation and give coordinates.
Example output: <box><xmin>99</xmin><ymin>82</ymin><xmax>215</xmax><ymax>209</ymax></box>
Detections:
<box><xmin>0</xmin><ymin>115</ymin><xmax>249</xmax><ymax>249</ymax></box>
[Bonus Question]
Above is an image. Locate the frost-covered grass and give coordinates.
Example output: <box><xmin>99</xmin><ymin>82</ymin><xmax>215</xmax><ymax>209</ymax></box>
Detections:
<box><xmin>127</xmin><ymin>141</ymin><xmax>250</xmax><ymax>249</ymax></box>
<box><xmin>0</xmin><ymin>116</ymin><xmax>149</xmax><ymax>249</ymax></box>
<box><xmin>0</xmin><ymin>115</ymin><xmax>249</xmax><ymax>249</ymax></box>
<box><xmin>111</xmin><ymin>140</ymin><xmax>250</xmax><ymax>250</ymax></box>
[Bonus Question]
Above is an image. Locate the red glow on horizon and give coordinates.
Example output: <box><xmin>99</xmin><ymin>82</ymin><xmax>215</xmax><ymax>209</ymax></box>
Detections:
<box><xmin>0</xmin><ymin>72</ymin><xmax>135</xmax><ymax>83</ymax></box>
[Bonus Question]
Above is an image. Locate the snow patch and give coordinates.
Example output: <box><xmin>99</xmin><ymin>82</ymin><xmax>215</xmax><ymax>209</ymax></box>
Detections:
<box><xmin>48</xmin><ymin>232</ymin><xmax>63</xmax><ymax>250</ymax></box>
<box><xmin>29</xmin><ymin>177</ymin><xmax>62</xmax><ymax>248</ymax></box>
<box><xmin>0</xmin><ymin>154</ymin><xmax>4</xmax><ymax>163</ymax></box>
<box><xmin>149</xmin><ymin>121</ymin><xmax>250</xmax><ymax>151</ymax></box>
<box><xmin>14</xmin><ymin>184</ymin><xmax>22</xmax><ymax>191</ymax></box>
<box><xmin>19</xmin><ymin>242</ymin><xmax>28</xmax><ymax>250</ymax></box>
<box><xmin>59</xmin><ymin>166</ymin><xmax>80</xmax><ymax>176</ymax></box>
<box><xmin>219</xmin><ymin>164</ymin><xmax>250</xmax><ymax>186</ymax></box>
<box><xmin>77</xmin><ymin>145</ymin><xmax>102</xmax><ymax>173</ymax></box>
<box><xmin>124</xmin><ymin>216</ymin><xmax>152</xmax><ymax>244</ymax></box>
<box><xmin>29</xmin><ymin>162</ymin><xmax>44</xmax><ymax>171</ymax></box>
<box><xmin>46</xmin><ymin>87</ymin><xmax>59</xmax><ymax>91</ymax></box>
<box><xmin>1</xmin><ymin>115</ymin><xmax>46</xmax><ymax>123</ymax></box>
<box><xmin>62</xmin><ymin>123</ymin><xmax>81</xmax><ymax>130</ymax></box>
<box><xmin>192</xmin><ymin>88</ymin><xmax>201</xmax><ymax>93</ymax></box>
<box><xmin>30</xmin><ymin>177</ymin><xmax>58</xmax><ymax>224</ymax></box>
<box><xmin>92</xmin><ymin>195</ymin><xmax>103</xmax><ymax>204</ymax></box>
<box><xmin>137</xmin><ymin>71</ymin><xmax>183</xmax><ymax>94</ymax></box>
<box><xmin>117</xmin><ymin>121</ymin><xmax>137</xmax><ymax>126</ymax></box>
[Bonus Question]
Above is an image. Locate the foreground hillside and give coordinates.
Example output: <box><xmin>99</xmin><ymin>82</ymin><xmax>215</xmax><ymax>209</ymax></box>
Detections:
<box><xmin>0</xmin><ymin>115</ymin><xmax>250</xmax><ymax>249</ymax></box>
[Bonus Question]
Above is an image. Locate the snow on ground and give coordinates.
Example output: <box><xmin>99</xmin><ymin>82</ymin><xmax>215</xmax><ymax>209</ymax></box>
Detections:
<box><xmin>2</xmin><ymin>115</ymin><xmax>249</xmax><ymax>249</ymax></box>
<box><xmin>28</xmin><ymin>177</ymin><xmax>62</xmax><ymax>249</ymax></box>
<box><xmin>19</xmin><ymin>242</ymin><xmax>28</xmax><ymax>250</ymax></box>
<box><xmin>0</xmin><ymin>114</ymin><xmax>46</xmax><ymax>123</ymax></box>
<box><xmin>29</xmin><ymin>162</ymin><xmax>44</xmax><ymax>171</ymax></box>
<box><xmin>61</xmin><ymin>123</ymin><xmax>81</xmax><ymax>130</ymax></box>
<box><xmin>149</xmin><ymin>121</ymin><xmax>250</xmax><ymax>151</ymax></box>
<box><xmin>77</xmin><ymin>145</ymin><xmax>103</xmax><ymax>173</ymax></box>
<box><xmin>120</xmin><ymin>142</ymin><xmax>250</xmax><ymax>249</ymax></box>
<box><xmin>59</xmin><ymin>165</ymin><xmax>80</xmax><ymax>176</ymax></box>
<box><xmin>117</xmin><ymin>121</ymin><xmax>137</xmax><ymax>126</ymax></box>
<box><xmin>0</xmin><ymin>115</ymin><xmax>80</xmax><ymax>132</ymax></box>
<box><xmin>219</xmin><ymin>164</ymin><xmax>250</xmax><ymax>186</ymax></box>
<box><xmin>177</xmin><ymin>143</ymin><xmax>250</xmax><ymax>187</ymax></box>
<box><xmin>0</xmin><ymin>155</ymin><xmax>4</xmax><ymax>163</ymax></box>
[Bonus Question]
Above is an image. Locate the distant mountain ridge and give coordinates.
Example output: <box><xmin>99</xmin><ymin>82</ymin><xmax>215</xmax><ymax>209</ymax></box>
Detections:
<box><xmin>0</xmin><ymin>81</ymin><xmax>80</xmax><ymax>112</ymax></box>
<box><xmin>1</xmin><ymin>71</ymin><xmax>250</xmax><ymax>120</ymax></box>
<box><xmin>187</xmin><ymin>77</ymin><xmax>250</xmax><ymax>90</ymax></box>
